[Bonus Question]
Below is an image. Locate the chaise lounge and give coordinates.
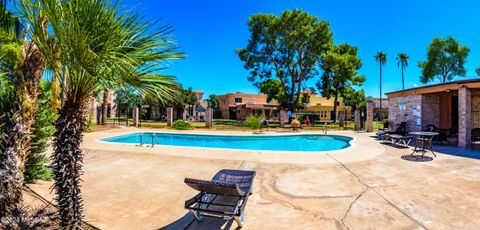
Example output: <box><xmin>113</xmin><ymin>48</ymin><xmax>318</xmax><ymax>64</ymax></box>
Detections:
<box><xmin>376</xmin><ymin>122</ymin><xmax>410</xmax><ymax>147</ymax></box>
<box><xmin>184</xmin><ymin>169</ymin><xmax>256</xmax><ymax>228</ymax></box>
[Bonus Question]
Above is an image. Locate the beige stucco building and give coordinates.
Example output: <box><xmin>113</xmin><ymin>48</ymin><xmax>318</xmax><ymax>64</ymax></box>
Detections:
<box><xmin>301</xmin><ymin>94</ymin><xmax>352</xmax><ymax>121</ymax></box>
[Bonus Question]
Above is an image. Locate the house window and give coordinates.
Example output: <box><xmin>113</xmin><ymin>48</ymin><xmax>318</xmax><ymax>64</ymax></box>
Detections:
<box><xmin>234</xmin><ymin>98</ymin><xmax>242</xmax><ymax>103</ymax></box>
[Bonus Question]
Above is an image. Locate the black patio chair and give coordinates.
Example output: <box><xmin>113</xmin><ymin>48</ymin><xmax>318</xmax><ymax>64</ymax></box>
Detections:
<box><xmin>379</xmin><ymin>121</ymin><xmax>390</xmax><ymax>131</ymax></box>
<box><xmin>425</xmin><ymin>124</ymin><xmax>437</xmax><ymax>132</ymax></box>
<box><xmin>184</xmin><ymin>169</ymin><xmax>256</xmax><ymax>228</ymax></box>
<box><xmin>412</xmin><ymin>134</ymin><xmax>436</xmax><ymax>157</ymax></box>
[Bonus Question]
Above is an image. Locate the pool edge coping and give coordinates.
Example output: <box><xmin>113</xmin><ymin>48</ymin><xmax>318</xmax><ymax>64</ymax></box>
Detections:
<box><xmin>95</xmin><ymin>130</ymin><xmax>358</xmax><ymax>155</ymax></box>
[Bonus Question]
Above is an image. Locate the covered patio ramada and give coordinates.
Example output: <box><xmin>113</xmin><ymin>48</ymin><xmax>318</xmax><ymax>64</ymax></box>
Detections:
<box><xmin>386</xmin><ymin>78</ymin><xmax>480</xmax><ymax>148</ymax></box>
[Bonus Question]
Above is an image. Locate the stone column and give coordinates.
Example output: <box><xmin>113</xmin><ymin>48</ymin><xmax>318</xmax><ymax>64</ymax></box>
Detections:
<box><xmin>132</xmin><ymin>107</ymin><xmax>139</xmax><ymax>127</ymax></box>
<box><xmin>354</xmin><ymin>109</ymin><xmax>361</xmax><ymax>131</ymax></box>
<box><xmin>279</xmin><ymin>109</ymin><xmax>287</xmax><ymax>127</ymax></box>
<box><xmin>338</xmin><ymin>111</ymin><xmax>345</xmax><ymax>127</ymax></box>
<box><xmin>366</xmin><ymin>101</ymin><xmax>374</xmax><ymax>132</ymax></box>
<box><xmin>183</xmin><ymin>106</ymin><xmax>188</xmax><ymax>121</ymax></box>
<box><xmin>205</xmin><ymin>107</ymin><xmax>213</xmax><ymax>128</ymax></box>
<box><xmin>166</xmin><ymin>107</ymin><xmax>173</xmax><ymax>127</ymax></box>
<box><xmin>458</xmin><ymin>87</ymin><xmax>471</xmax><ymax>148</ymax></box>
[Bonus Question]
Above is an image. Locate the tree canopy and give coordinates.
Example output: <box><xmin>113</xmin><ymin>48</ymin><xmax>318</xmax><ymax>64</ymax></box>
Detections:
<box><xmin>418</xmin><ymin>36</ymin><xmax>469</xmax><ymax>83</ymax></box>
<box><xmin>397</xmin><ymin>53</ymin><xmax>409</xmax><ymax>90</ymax></box>
<box><xmin>318</xmin><ymin>43</ymin><xmax>364</xmax><ymax>121</ymax></box>
<box><xmin>115</xmin><ymin>86</ymin><xmax>142</xmax><ymax>111</ymax></box>
<box><xmin>237</xmin><ymin>9</ymin><xmax>333</xmax><ymax>112</ymax></box>
<box><xmin>343</xmin><ymin>88</ymin><xmax>367</xmax><ymax>111</ymax></box>
<box><xmin>205</xmin><ymin>94</ymin><xmax>220</xmax><ymax>109</ymax></box>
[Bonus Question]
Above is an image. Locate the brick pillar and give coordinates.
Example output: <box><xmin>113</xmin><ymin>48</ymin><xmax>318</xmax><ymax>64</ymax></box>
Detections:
<box><xmin>458</xmin><ymin>87</ymin><xmax>471</xmax><ymax>148</ymax></box>
<box><xmin>279</xmin><ymin>109</ymin><xmax>287</xmax><ymax>127</ymax></box>
<box><xmin>183</xmin><ymin>106</ymin><xmax>187</xmax><ymax>120</ymax></box>
<box><xmin>132</xmin><ymin>107</ymin><xmax>139</xmax><ymax>127</ymax></box>
<box><xmin>166</xmin><ymin>107</ymin><xmax>173</xmax><ymax>127</ymax></box>
<box><xmin>205</xmin><ymin>107</ymin><xmax>213</xmax><ymax>128</ymax></box>
<box><xmin>338</xmin><ymin>111</ymin><xmax>345</xmax><ymax>127</ymax></box>
<box><xmin>366</xmin><ymin>101</ymin><xmax>374</xmax><ymax>132</ymax></box>
<box><xmin>354</xmin><ymin>109</ymin><xmax>361</xmax><ymax>131</ymax></box>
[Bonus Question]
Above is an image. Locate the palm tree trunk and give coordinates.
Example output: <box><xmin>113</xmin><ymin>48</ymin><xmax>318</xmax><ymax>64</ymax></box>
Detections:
<box><xmin>52</xmin><ymin>97</ymin><xmax>88</xmax><ymax>228</ymax></box>
<box><xmin>379</xmin><ymin>63</ymin><xmax>383</xmax><ymax>121</ymax></box>
<box><xmin>0</xmin><ymin>42</ymin><xmax>45</xmax><ymax>216</ymax></box>
<box><xmin>51</xmin><ymin>61</ymin><xmax>62</xmax><ymax>114</ymax></box>
<box><xmin>101</xmin><ymin>88</ymin><xmax>109</xmax><ymax>125</ymax></box>
<box><xmin>401</xmin><ymin>64</ymin><xmax>405</xmax><ymax>90</ymax></box>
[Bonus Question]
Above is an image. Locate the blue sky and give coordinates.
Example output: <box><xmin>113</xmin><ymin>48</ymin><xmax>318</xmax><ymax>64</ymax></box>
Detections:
<box><xmin>40</xmin><ymin>1</ymin><xmax>480</xmax><ymax>98</ymax></box>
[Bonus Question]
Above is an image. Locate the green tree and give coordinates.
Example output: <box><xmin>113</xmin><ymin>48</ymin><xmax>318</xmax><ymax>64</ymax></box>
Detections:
<box><xmin>205</xmin><ymin>94</ymin><xmax>220</xmax><ymax>110</ymax></box>
<box><xmin>374</xmin><ymin>51</ymin><xmax>387</xmax><ymax>120</ymax></box>
<box><xmin>318</xmin><ymin>43</ymin><xmax>365</xmax><ymax>122</ymax></box>
<box><xmin>258</xmin><ymin>79</ymin><xmax>286</xmax><ymax>107</ymax></box>
<box><xmin>19</xmin><ymin>0</ymin><xmax>183</xmax><ymax>227</ymax></box>
<box><xmin>476</xmin><ymin>67</ymin><xmax>480</xmax><ymax>76</ymax></box>
<box><xmin>343</xmin><ymin>88</ymin><xmax>367</xmax><ymax>111</ymax></box>
<box><xmin>237</xmin><ymin>9</ymin><xmax>333</xmax><ymax>113</ymax></box>
<box><xmin>418</xmin><ymin>36</ymin><xmax>469</xmax><ymax>83</ymax></box>
<box><xmin>181</xmin><ymin>87</ymin><xmax>199</xmax><ymax>119</ymax></box>
<box><xmin>397</xmin><ymin>53</ymin><xmax>409</xmax><ymax>90</ymax></box>
<box><xmin>115</xmin><ymin>86</ymin><xmax>142</xmax><ymax>124</ymax></box>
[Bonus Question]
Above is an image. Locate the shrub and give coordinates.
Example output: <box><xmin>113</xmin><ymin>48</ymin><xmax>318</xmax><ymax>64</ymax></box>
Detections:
<box><xmin>172</xmin><ymin>120</ymin><xmax>192</xmax><ymax>130</ymax></box>
<box><xmin>25</xmin><ymin>81</ymin><xmax>55</xmax><ymax>183</ymax></box>
<box><xmin>245</xmin><ymin>115</ymin><xmax>262</xmax><ymax>130</ymax></box>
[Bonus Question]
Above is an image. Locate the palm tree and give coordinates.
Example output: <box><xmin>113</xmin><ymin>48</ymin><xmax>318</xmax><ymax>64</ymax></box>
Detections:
<box><xmin>20</xmin><ymin>0</ymin><xmax>183</xmax><ymax>227</ymax></box>
<box><xmin>374</xmin><ymin>52</ymin><xmax>387</xmax><ymax>120</ymax></box>
<box><xmin>0</xmin><ymin>1</ymin><xmax>46</xmax><ymax>217</ymax></box>
<box><xmin>397</xmin><ymin>53</ymin><xmax>409</xmax><ymax>90</ymax></box>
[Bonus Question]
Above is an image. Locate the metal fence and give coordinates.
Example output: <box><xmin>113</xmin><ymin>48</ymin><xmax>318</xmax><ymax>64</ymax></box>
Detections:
<box><xmin>88</xmin><ymin>106</ymin><xmax>368</xmax><ymax>131</ymax></box>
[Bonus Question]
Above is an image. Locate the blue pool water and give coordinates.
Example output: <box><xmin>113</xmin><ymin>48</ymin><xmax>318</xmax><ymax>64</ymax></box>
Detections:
<box><xmin>101</xmin><ymin>133</ymin><xmax>353</xmax><ymax>152</ymax></box>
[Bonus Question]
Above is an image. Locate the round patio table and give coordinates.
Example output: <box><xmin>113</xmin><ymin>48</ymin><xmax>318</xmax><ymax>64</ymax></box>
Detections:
<box><xmin>408</xmin><ymin>132</ymin><xmax>439</xmax><ymax>157</ymax></box>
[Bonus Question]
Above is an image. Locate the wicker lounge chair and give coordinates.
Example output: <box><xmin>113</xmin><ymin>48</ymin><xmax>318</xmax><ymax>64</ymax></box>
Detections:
<box><xmin>184</xmin><ymin>169</ymin><xmax>256</xmax><ymax>228</ymax></box>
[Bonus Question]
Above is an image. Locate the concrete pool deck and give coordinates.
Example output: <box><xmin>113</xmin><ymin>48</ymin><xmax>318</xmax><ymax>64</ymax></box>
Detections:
<box><xmin>27</xmin><ymin>127</ymin><xmax>480</xmax><ymax>229</ymax></box>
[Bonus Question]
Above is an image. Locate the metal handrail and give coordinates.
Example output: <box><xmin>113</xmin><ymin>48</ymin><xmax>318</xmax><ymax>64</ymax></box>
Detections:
<box><xmin>151</xmin><ymin>133</ymin><xmax>156</xmax><ymax>147</ymax></box>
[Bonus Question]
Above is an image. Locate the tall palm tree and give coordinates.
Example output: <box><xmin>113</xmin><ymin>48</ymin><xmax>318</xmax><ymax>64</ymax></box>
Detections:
<box><xmin>20</xmin><ymin>0</ymin><xmax>183</xmax><ymax>227</ymax></box>
<box><xmin>374</xmin><ymin>52</ymin><xmax>387</xmax><ymax>120</ymax></box>
<box><xmin>397</xmin><ymin>53</ymin><xmax>409</xmax><ymax>90</ymax></box>
<box><xmin>0</xmin><ymin>1</ymin><xmax>46</xmax><ymax>217</ymax></box>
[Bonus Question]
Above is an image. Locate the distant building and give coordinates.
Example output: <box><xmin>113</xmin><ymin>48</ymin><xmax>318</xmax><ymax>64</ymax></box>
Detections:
<box><xmin>369</xmin><ymin>98</ymin><xmax>388</xmax><ymax>121</ymax></box>
<box><xmin>89</xmin><ymin>90</ymin><xmax>117</xmax><ymax>123</ymax></box>
<box><xmin>219</xmin><ymin>93</ymin><xmax>278</xmax><ymax>120</ymax></box>
<box><xmin>184</xmin><ymin>90</ymin><xmax>207</xmax><ymax>121</ymax></box>
<box><xmin>300</xmin><ymin>93</ymin><xmax>352</xmax><ymax>121</ymax></box>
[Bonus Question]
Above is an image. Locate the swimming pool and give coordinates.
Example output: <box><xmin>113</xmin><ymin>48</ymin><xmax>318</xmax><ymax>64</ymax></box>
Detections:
<box><xmin>100</xmin><ymin>132</ymin><xmax>353</xmax><ymax>152</ymax></box>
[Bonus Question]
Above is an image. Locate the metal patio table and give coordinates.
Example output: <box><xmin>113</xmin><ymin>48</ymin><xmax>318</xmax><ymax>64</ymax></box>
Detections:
<box><xmin>408</xmin><ymin>131</ymin><xmax>439</xmax><ymax>157</ymax></box>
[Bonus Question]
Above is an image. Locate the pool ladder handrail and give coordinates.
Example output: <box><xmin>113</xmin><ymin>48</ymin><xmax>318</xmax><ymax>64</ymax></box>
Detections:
<box><xmin>138</xmin><ymin>132</ymin><xmax>157</xmax><ymax>147</ymax></box>
<box><xmin>151</xmin><ymin>133</ymin><xmax>156</xmax><ymax>147</ymax></box>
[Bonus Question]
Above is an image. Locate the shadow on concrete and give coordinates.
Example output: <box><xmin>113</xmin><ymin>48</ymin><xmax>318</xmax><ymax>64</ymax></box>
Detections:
<box><xmin>158</xmin><ymin>212</ymin><xmax>236</xmax><ymax>230</ymax></box>
<box><xmin>401</xmin><ymin>155</ymin><xmax>434</xmax><ymax>162</ymax></box>
<box><xmin>432</xmin><ymin>145</ymin><xmax>480</xmax><ymax>160</ymax></box>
